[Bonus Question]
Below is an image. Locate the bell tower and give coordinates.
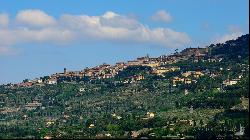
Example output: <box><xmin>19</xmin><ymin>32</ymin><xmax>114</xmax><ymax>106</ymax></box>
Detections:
<box><xmin>64</xmin><ymin>68</ymin><xmax>67</xmax><ymax>74</ymax></box>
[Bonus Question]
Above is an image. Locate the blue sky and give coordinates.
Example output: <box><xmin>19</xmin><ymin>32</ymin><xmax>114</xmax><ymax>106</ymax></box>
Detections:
<box><xmin>0</xmin><ymin>0</ymin><xmax>249</xmax><ymax>84</ymax></box>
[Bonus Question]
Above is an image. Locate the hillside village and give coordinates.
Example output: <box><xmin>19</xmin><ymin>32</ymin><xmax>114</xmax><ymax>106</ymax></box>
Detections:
<box><xmin>13</xmin><ymin>47</ymin><xmax>218</xmax><ymax>86</ymax></box>
<box><xmin>11</xmin><ymin>45</ymin><xmax>247</xmax><ymax>92</ymax></box>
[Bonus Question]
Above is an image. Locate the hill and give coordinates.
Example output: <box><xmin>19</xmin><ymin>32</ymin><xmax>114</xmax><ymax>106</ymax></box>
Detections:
<box><xmin>0</xmin><ymin>34</ymin><xmax>249</xmax><ymax>139</ymax></box>
<box><xmin>210</xmin><ymin>34</ymin><xmax>249</xmax><ymax>61</ymax></box>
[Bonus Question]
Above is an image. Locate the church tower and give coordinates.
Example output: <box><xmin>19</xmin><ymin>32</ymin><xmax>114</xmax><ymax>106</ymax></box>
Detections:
<box><xmin>64</xmin><ymin>68</ymin><xmax>67</xmax><ymax>74</ymax></box>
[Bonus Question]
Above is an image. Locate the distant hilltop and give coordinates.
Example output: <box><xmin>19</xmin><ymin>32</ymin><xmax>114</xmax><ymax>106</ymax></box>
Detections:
<box><xmin>3</xmin><ymin>34</ymin><xmax>249</xmax><ymax>87</ymax></box>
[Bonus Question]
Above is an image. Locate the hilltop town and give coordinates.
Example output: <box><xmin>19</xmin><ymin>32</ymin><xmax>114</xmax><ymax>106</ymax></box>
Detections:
<box><xmin>10</xmin><ymin>43</ymin><xmax>247</xmax><ymax>91</ymax></box>
<box><xmin>12</xmin><ymin>47</ymin><xmax>216</xmax><ymax>87</ymax></box>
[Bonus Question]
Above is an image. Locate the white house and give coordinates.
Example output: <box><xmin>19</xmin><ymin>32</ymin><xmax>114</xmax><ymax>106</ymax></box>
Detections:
<box><xmin>37</xmin><ymin>79</ymin><xmax>43</xmax><ymax>83</ymax></box>
<box><xmin>47</xmin><ymin>78</ymin><xmax>57</xmax><ymax>85</ymax></box>
<box><xmin>223</xmin><ymin>79</ymin><xmax>238</xmax><ymax>86</ymax></box>
<box><xmin>79</xmin><ymin>88</ymin><xmax>85</xmax><ymax>92</ymax></box>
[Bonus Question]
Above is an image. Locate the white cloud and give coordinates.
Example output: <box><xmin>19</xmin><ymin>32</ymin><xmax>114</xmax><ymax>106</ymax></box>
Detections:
<box><xmin>0</xmin><ymin>13</ymin><xmax>9</xmax><ymax>27</ymax></box>
<box><xmin>152</xmin><ymin>10</ymin><xmax>172</xmax><ymax>23</ymax></box>
<box><xmin>16</xmin><ymin>9</ymin><xmax>56</xmax><ymax>27</ymax></box>
<box><xmin>0</xmin><ymin>10</ymin><xmax>191</xmax><ymax>55</ymax></box>
<box><xmin>102</xmin><ymin>11</ymin><xmax>119</xmax><ymax>19</ymax></box>
<box><xmin>0</xmin><ymin>28</ymin><xmax>74</xmax><ymax>46</ymax></box>
<box><xmin>213</xmin><ymin>25</ymin><xmax>244</xmax><ymax>44</ymax></box>
<box><xmin>214</xmin><ymin>32</ymin><xmax>243</xmax><ymax>44</ymax></box>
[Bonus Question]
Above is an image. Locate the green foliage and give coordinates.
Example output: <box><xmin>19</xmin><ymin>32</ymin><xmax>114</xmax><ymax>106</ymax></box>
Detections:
<box><xmin>211</xmin><ymin>34</ymin><xmax>249</xmax><ymax>61</ymax></box>
<box><xmin>0</xmin><ymin>34</ymin><xmax>249</xmax><ymax>139</ymax></box>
